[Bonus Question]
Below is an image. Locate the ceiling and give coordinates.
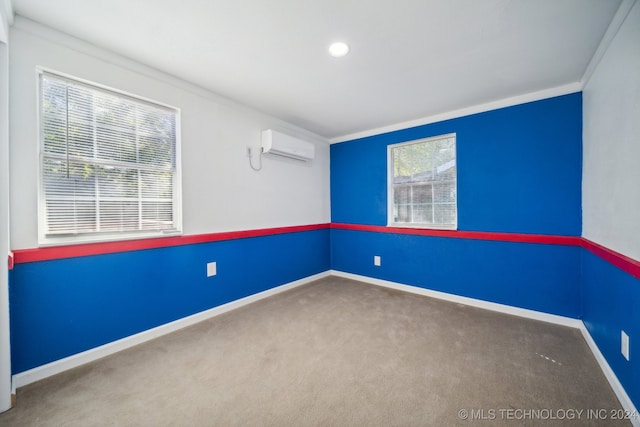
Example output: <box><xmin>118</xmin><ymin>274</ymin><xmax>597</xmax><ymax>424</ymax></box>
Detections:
<box><xmin>10</xmin><ymin>0</ymin><xmax>622</xmax><ymax>141</ymax></box>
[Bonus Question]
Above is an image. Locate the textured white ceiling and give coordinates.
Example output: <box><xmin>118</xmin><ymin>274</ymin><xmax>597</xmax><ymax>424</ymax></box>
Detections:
<box><xmin>11</xmin><ymin>0</ymin><xmax>622</xmax><ymax>140</ymax></box>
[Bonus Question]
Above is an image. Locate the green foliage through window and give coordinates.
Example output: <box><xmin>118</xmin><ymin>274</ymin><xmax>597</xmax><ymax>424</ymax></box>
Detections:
<box><xmin>40</xmin><ymin>72</ymin><xmax>179</xmax><ymax>239</ymax></box>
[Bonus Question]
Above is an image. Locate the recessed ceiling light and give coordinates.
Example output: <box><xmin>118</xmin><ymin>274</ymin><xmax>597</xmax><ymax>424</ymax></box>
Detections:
<box><xmin>328</xmin><ymin>42</ymin><xmax>350</xmax><ymax>58</ymax></box>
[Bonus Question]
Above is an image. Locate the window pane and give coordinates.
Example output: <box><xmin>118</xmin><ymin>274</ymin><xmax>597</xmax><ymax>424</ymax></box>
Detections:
<box><xmin>68</xmin><ymin>121</ymin><xmax>95</xmax><ymax>158</ymax></box>
<box><xmin>413</xmin><ymin>204</ymin><xmax>433</xmax><ymax>223</ymax></box>
<box><xmin>96</xmin><ymin>166</ymin><xmax>139</xmax><ymax>198</ymax></box>
<box><xmin>96</xmin><ymin>126</ymin><xmax>137</xmax><ymax>163</ymax></box>
<box><xmin>435</xmin><ymin>204</ymin><xmax>456</xmax><ymax>225</ymax></box>
<box><xmin>141</xmin><ymin>170</ymin><xmax>173</xmax><ymax>198</ymax></box>
<box><xmin>435</xmin><ymin>137</ymin><xmax>456</xmax><ymax>181</ymax></box>
<box><xmin>433</xmin><ymin>182</ymin><xmax>455</xmax><ymax>203</ymax></box>
<box><xmin>393</xmin><ymin>147</ymin><xmax>412</xmax><ymax>183</ymax></box>
<box><xmin>67</xmin><ymin>85</ymin><xmax>94</xmax><ymax>124</ymax></box>
<box><xmin>138</xmin><ymin>135</ymin><xmax>174</xmax><ymax>168</ymax></box>
<box><xmin>99</xmin><ymin>201</ymin><xmax>139</xmax><ymax>232</ymax></box>
<box><xmin>142</xmin><ymin>202</ymin><xmax>173</xmax><ymax>230</ymax></box>
<box><xmin>394</xmin><ymin>186</ymin><xmax>410</xmax><ymax>204</ymax></box>
<box><xmin>95</xmin><ymin>93</ymin><xmax>136</xmax><ymax>132</ymax></box>
<box><xmin>43</xmin><ymin>158</ymin><xmax>96</xmax><ymax>198</ymax></box>
<box><xmin>395</xmin><ymin>204</ymin><xmax>410</xmax><ymax>223</ymax></box>
<box><xmin>46</xmin><ymin>199</ymin><xmax>96</xmax><ymax>234</ymax></box>
<box><xmin>42</xmin><ymin>79</ymin><xmax>68</xmax><ymax>155</ymax></box>
<box><xmin>409</xmin><ymin>142</ymin><xmax>433</xmax><ymax>178</ymax></box>
<box><xmin>389</xmin><ymin>134</ymin><xmax>456</xmax><ymax>229</ymax></box>
<box><xmin>393</xmin><ymin>185</ymin><xmax>412</xmax><ymax>222</ymax></box>
<box><xmin>412</xmin><ymin>184</ymin><xmax>433</xmax><ymax>204</ymax></box>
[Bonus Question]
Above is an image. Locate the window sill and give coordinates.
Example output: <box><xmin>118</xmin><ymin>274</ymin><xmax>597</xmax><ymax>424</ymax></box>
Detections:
<box><xmin>387</xmin><ymin>222</ymin><xmax>457</xmax><ymax>231</ymax></box>
<box><xmin>38</xmin><ymin>229</ymin><xmax>183</xmax><ymax>248</ymax></box>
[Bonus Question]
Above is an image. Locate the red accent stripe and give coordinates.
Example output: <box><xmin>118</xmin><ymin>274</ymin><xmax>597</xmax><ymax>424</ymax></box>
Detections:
<box><xmin>11</xmin><ymin>223</ymin><xmax>640</xmax><ymax>280</ymax></box>
<box><xmin>331</xmin><ymin>223</ymin><xmax>640</xmax><ymax>279</ymax></box>
<box><xmin>12</xmin><ymin>223</ymin><xmax>330</xmax><ymax>264</ymax></box>
<box><xmin>581</xmin><ymin>238</ymin><xmax>640</xmax><ymax>280</ymax></box>
<box><xmin>330</xmin><ymin>223</ymin><xmax>582</xmax><ymax>246</ymax></box>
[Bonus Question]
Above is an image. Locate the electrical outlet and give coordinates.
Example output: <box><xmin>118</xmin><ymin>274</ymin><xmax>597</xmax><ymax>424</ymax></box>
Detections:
<box><xmin>207</xmin><ymin>261</ymin><xmax>217</xmax><ymax>277</ymax></box>
<box><xmin>374</xmin><ymin>255</ymin><xmax>381</xmax><ymax>267</ymax></box>
<box><xmin>621</xmin><ymin>330</ymin><xmax>630</xmax><ymax>361</ymax></box>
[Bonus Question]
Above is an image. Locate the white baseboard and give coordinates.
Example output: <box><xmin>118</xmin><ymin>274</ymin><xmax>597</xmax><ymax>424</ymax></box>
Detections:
<box><xmin>578</xmin><ymin>325</ymin><xmax>639</xmax><ymax>427</ymax></box>
<box><xmin>330</xmin><ymin>270</ymin><xmax>582</xmax><ymax>328</ymax></box>
<box><xmin>13</xmin><ymin>271</ymin><xmax>330</xmax><ymax>388</ymax></box>
<box><xmin>331</xmin><ymin>270</ymin><xmax>638</xmax><ymax>425</ymax></box>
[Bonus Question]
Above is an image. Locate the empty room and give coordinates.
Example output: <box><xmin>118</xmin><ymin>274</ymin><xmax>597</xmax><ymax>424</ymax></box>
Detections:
<box><xmin>0</xmin><ymin>0</ymin><xmax>639</xmax><ymax>425</ymax></box>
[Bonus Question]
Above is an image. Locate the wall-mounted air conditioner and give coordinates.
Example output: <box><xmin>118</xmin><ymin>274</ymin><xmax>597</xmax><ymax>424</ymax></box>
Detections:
<box><xmin>261</xmin><ymin>129</ymin><xmax>315</xmax><ymax>161</ymax></box>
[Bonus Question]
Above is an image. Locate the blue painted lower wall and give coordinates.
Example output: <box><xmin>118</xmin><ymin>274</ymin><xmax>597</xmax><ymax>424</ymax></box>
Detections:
<box><xmin>582</xmin><ymin>250</ymin><xmax>640</xmax><ymax>408</ymax></box>
<box><xmin>9</xmin><ymin>226</ymin><xmax>640</xmax><ymax>411</ymax></box>
<box><xmin>9</xmin><ymin>229</ymin><xmax>330</xmax><ymax>374</ymax></box>
<box><xmin>330</xmin><ymin>229</ymin><xmax>581</xmax><ymax>318</ymax></box>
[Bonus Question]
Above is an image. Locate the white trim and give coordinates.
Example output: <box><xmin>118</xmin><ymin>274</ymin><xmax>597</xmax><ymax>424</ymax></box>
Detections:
<box><xmin>329</xmin><ymin>82</ymin><xmax>582</xmax><ymax>144</ymax></box>
<box><xmin>0</xmin><ymin>0</ymin><xmax>12</xmax><ymax>25</ymax></box>
<box><xmin>330</xmin><ymin>270</ymin><xmax>582</xmax><ymax>328</ymax></box>
<box><xmin>0</xmin><ymin>0</ymin><xmax>14</xmax><ymax>44</ymax></box>
<box><xmin>331</xmin><ymin>270</ymin><xmax>638</xmax><ymax>422</ymax></box>
<box><xmin>0</xmin><ymin>32</ymin><xmax>11</xmax><ymax>414</ymax></box>
<box><xmin>581</xmin><ymin>0</ymin><xmax>637</xmax><ymax>88</ymax></box>
<box><xmin>578</xmin><ymin>324</ymin><xmax>639</xmax><ymax>427</ymax></box>
<box><xmin>13</xmin><ymin>271</ymin><xmax>330</xmax><ymax>387</ymax></box>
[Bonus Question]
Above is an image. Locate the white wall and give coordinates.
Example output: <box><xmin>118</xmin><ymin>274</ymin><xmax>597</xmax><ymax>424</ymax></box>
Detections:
<box><xmin>583</xmin><ymin>1</ymin><xmax>640</xmax><ymax>261</ymax></box>
<box><xmin>0</xmin><ymin>1</ymin><xmax>12</xmax><ymax>414</ymax></box>
<box><xmin>9</xmin><ymin>17</ymin><xmax>330</xmax><ymax>250</ymax></box>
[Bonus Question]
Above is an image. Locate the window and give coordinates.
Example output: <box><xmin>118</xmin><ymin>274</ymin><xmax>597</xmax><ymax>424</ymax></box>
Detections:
<box><xmin>39</xmin><ymin>70</ymin><xmax>181</xmax><ymax>244</ymax></box>
<box><xmin>388</xmin><ymin>134</ymin><xmax>457</xmax><ymax>229</ymax></box>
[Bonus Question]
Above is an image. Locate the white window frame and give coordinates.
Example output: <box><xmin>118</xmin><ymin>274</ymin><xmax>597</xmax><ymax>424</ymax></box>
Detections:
<box><xmin>387</xmin><ymin>133</ymin><xmax>457</xmax><ymax>230</ymax></box>
<box><xmin>37</xmin><ymin>68</ymin><xmax>183</xmax><ymax>246</ymax></box>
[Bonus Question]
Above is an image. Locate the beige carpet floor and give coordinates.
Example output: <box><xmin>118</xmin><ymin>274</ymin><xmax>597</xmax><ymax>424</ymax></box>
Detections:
<box><xmin>0</xmin><ymin>277</ymin><xmax>630</xmax><ymax>426</ymax></box>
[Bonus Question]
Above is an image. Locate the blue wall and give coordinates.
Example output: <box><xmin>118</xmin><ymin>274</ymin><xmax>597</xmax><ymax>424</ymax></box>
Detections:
<box><xmin>9</xmin><ymin>229</ymin><xmax>330</xmax><ymax>373</ymax></box>
<box><xmin>330</xmin><ymin>93</ymin><xmax>583</xmax><ymax>317</ymax></box>
<box><xmin>331</xmin><ymin>93</ymin><xmax>583</xmax><ymax>235</ymax></box>
<box><xmin>581</xmin><ymin>250</ymin><xmax>640</xmax><ymax>408</ymax></box>
<box><xmin>331</xmin><ymin>229</ymin><xmax>581</xmax><ymax>317</ymax></box>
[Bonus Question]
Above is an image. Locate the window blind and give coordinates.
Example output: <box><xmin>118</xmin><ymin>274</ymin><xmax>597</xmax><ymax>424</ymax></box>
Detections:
<box><xmin>40</xmin><ymin>72</ymin><xmax>180</xmax><ymax>240</ymax></box>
